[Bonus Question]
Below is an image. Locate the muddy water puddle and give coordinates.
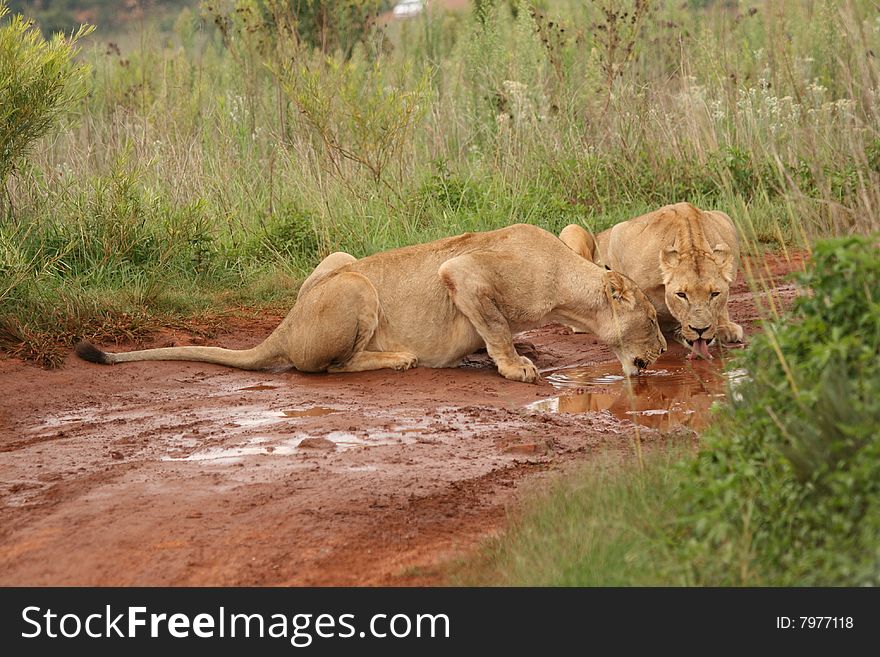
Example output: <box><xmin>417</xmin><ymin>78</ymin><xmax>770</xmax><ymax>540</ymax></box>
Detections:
<box><xmin>163</xmin><ymin>427</ymin><xmax>424</xmax><ymax>462</ymax></box>
<box><xmin>281</xmin><ymin>407</ymin><xmax>339</xmax><ymax>418</ymax></box>
<box><xmin>529</xmin><ymin>353</ymin><xmax>746</xmax><ymax>431</ymax></box>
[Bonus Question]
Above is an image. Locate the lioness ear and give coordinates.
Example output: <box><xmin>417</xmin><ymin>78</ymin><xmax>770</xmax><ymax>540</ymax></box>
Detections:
<box><xmin>605</xmin><ymin>271</ymin><xmax>635</xmax><ymax>307</ymax></box>
<box><xmin>659</xmin><ymin>246</ymin><xmax>679</xmax><ymax>283</ymax></box>
<box><xmin>712</xmin><ymin>243</ymin><xmax>734</xmax><ymax>282</ymax></box>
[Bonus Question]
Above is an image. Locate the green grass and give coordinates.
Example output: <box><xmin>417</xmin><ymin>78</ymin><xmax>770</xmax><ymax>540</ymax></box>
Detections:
<box><xmin>460</xmin><ymin>452</ymin><xmax>690</xmax><ymax>586</ymax></box>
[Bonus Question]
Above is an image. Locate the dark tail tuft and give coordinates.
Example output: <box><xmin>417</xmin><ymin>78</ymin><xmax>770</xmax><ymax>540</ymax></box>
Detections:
<box><xmin>75</xmin><ymin>341</ymin><xmax>111</xmax><ymax>365</ymax></box>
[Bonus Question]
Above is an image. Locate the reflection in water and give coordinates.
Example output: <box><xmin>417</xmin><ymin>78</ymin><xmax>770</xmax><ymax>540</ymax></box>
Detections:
<box><xmin>529</xmin><ymin>353</ymin><xmax>746</xmax><ymax>431</ymax></box>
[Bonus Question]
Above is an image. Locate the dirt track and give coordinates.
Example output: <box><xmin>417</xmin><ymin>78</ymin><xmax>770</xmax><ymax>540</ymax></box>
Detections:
<box><xmin>0</xmin><ymin>253</ymin><xmax>802</xmax><ymax>586</ymax></box>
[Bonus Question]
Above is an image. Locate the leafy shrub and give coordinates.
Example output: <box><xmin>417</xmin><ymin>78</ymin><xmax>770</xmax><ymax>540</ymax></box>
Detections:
<box><xmin>0</xmin><ymin>2</ymin><xmax>92</xmax><ymax>191</ymax></box>
<box><xmin>675</xmin><ymin>235</ymin><xmax>880</xmax><ymax>585</ymax></box>
<box><xmin>414</xmin><ymin>161</ymin><xmax>486</xmax><ymax>215</ymax></box>
<box><xmin>287</xmin><ymin>55</ymin><xmax>430</xmax><ymax>191</ymax></box>
<box><xmin>243</xmin><ymin>202</ymin><xmax>319</xmax><ymax>264</ymax></box>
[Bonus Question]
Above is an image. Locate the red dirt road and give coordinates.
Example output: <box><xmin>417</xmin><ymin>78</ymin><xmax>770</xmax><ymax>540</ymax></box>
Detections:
<box><xmin>0</xmin><ymin>253</ymin><xmax>803</xmax><ymax>586</ymax></box>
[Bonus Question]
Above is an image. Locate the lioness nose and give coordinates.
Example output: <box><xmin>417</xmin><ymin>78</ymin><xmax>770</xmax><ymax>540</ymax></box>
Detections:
<box><xmin>689</xmin><ymin>325</ymin><xmax>709</xmax><ymax>337</ymax></box>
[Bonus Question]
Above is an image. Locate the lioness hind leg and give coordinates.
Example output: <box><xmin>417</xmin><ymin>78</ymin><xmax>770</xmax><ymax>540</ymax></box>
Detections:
<box><xmin>288</xmin><ymin>271</ymin><xmax>374</xmax><ymax>371</ymax></box>
<box><xmin>289</xmin><ymin>271</ymin><xmax>419</xmax><ymax>374</ymax></box>
<box><xmin>327</xmin><ymin>351</ymin><xmax>418</xmax><ymax>373</ymax></box>
<box><xmin>438</xmin><ymin>254</ymin><xmax>539</xmax><ymax>383</ymax></box>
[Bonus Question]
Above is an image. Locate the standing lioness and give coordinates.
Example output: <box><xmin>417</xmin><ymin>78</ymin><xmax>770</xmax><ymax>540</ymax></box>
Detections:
<box><xmin>77</xmin><ymin>224</ymin><xmax>667</xmax><ymax>381</ymax></box>
<box><xmin>561</xmin><ymin>203</ymin><xmax>742</xmax><ymax>359</ymax></box>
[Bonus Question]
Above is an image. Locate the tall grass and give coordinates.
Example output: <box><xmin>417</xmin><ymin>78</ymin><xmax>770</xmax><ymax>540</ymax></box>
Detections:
<box><xmin>2</xmin><ymin>0</ymin><xmax>880</xmax><ymax>364</ymax></box>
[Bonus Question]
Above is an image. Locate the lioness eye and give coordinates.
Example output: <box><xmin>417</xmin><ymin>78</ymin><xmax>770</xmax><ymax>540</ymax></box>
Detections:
<box><xmin>675</xmin><ymin>292</ymin><xmax>687</xmax><ymax>299</ymax></box>
<box><xmin>710</xmin><ymin>291</ymin><xmax>721</xmax><ymax>298</ymax></box>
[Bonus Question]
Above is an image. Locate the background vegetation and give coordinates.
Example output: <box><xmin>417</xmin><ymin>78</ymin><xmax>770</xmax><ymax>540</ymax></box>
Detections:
<box><xmin>7</xmin><ymin>1</ymin><xmax>193</xmax><ymax>35</ymax></box>
<box><xmin>3</xmin><ymin>0</ymin><xmax>880</xmax><ymax>364</ymax></box>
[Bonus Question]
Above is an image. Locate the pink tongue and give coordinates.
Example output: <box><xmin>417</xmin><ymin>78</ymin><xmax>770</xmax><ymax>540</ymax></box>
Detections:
<box><xmin>689</xmin><ymin>338</ymin><xmax>713</xmax><ymax>360</ymax></box>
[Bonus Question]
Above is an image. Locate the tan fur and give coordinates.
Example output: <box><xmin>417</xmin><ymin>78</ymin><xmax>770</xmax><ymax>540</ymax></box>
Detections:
<box><xmin>76</xmin><ymin>225</ymin><xmax>667</xmax><ymax>382</ymax></box>
<box><xmin>558</xmin><ymin>224</ymin><xmax>598</xmax><ymax>263</ymax></box>
<box><xmin>560</xmin><ymin>203</ymin><xmax>743</xmax><ymax>345</ymax></box>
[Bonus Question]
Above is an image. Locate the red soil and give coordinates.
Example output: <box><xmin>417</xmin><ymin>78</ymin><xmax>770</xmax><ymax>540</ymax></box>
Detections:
<box><xmin>0</xmin><ymin>250</ymin><xmax>805</xmax><ymax>585</ymax></box>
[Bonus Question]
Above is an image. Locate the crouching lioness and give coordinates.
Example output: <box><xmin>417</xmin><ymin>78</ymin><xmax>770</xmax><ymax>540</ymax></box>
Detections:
<box><xmin>77</xmin><ymin>224</ymin><xmax>666</xmax><ymax>381</ymax></box>
<box><xmin>560</xmin><ymin>202</ymin><xmax>742</xmax><ymax>359</ymax></box>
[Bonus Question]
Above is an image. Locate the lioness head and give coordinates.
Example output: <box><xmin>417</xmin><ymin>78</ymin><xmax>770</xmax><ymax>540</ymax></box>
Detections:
<box><xmin>659</xmin><ymin>243</ymin><xmax>734</xmax><ymax>348</ymax></box>
<box><xmin>595</xmin><ymin>271</ymin><xmax>667</xmax><ymax>377</ymax></box>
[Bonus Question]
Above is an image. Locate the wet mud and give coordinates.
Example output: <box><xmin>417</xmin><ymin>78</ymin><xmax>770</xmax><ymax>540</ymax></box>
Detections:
<box><xmin>0</xmin><ymin>251</ymin><xmax>804</xmax><ymax>585</ymax></box>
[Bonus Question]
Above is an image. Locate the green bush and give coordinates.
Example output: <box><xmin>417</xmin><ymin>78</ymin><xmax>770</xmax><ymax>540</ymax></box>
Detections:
<box><xmin>675</xmin><ymin>234</ymin><xmax>880</xmax><ymax>585</ymax></box>
<box><xmin>242</xmin><ymin>202</ymin><xmax>320</xmax><ymax>264</ymax></box>
<box><xmin>0</xmin><ymin>2</ymin><xmax>92</xmax><ymax>192</ymax></box>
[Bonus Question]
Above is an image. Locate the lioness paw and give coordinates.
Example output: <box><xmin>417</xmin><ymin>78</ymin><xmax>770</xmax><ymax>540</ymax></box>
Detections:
<box><xmin>716</xmin><ymin>322</ymin><xmax>744</xmax><ymax>344</ymax></box>
<box><xmin>395</xmin><ymin>354</ymin><xmax>419</xmax><ymax>370</ymax></box>
<box><xmin>498</xmin><ymin>355</ymin><xmax>540</xmax><ymax>383</ymax></box>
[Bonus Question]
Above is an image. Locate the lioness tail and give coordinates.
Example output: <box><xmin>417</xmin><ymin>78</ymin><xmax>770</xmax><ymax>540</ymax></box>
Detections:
<box><xmin>74</xmin><ymin>337</ymin><xmax>286</xmax><ymax>371</ymax></box>
<box><xmin>75</xmin><ymin>341</ymin><xmax>112</xmax><ymax>364</ymax></box>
